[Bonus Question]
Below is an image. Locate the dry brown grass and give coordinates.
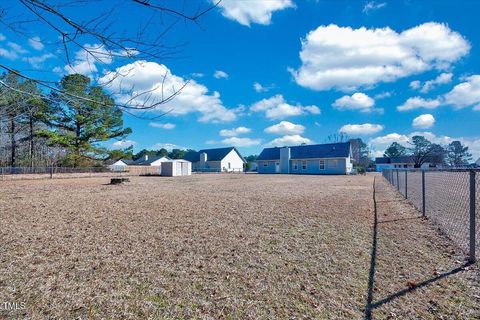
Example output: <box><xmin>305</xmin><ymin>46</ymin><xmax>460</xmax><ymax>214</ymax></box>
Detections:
<box><xmin>0</xmin><ymin>174</ymin><xmax>478</xmax><ymax>319</ymax></box>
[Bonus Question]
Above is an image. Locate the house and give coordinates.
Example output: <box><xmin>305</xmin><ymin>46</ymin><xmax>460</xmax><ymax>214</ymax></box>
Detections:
<box><xmin>161</xmin><ymin>160</ymin><xmax>192</xmax><ymax>177</ymax></box>
<box><xmin>257</xmin><ymin>142</ymin><xmax>353</xmax><ymax>175</ymax></box>
<box><xmin>183</xmin><ymin>147</ymin><xmax>246</xmax><ymax>172</ymax></box>
<box><xmin>375</xmin><ymin>156</ymin><xmax>442</xmax><ymax>172</ymax></box>
<box><xmin>109</xmin><ymin>155</ymin><xmax>170</xmax><ymax>172</ymax></box>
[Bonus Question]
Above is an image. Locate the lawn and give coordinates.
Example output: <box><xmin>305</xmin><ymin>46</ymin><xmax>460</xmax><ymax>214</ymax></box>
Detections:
<box><xmin>0</xmin><ymin>174</ymin><xmax>478</xmax><ymax>319</ymax></box>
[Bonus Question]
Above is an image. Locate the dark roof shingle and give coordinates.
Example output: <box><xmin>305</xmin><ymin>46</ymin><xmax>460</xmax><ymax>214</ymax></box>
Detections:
<box><xmin>257</xmin><ymin>142</ymin><xmax>351</xmax><ymax>160</ymax></box>
<box><xmin>183</xmin><ymin>147</ymin><xmax>246</xmax><ymax>163</ymax></box>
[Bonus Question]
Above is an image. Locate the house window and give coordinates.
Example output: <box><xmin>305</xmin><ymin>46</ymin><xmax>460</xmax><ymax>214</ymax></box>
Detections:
<box><xmin>329</xmin><ymin>160</ymin><xmax>338</xmax><ymax>168</ymax></box>
<box><xmin>293</xmin><ymin>161</ymin><xmax>298</xmax><ymax>170</ymax></box>
<box><xmin>228</xmin><ymin>162</ymin><xmax>231</xmax><ymax>169</ymax></box>
<box><xmin>263</xmin><ymin>161</ymin><xmax>268</xmax><ymax>167</ymax></box>
<box><xmin>319</xmin><ymin>160</ymin><xmax>325</xmax><ymax>170</ymax></box>
<box><xmin>301</xmin><ymin>161</ymin><xmax>307</xmax><ymax>170</ymax></box>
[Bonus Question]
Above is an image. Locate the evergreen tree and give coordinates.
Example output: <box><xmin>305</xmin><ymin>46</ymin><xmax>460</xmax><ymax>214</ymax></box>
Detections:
<box><xmin>446</xmin><ymin>141</ymin><xmax>472</xmax><ymax>167</ymax></box>
<box><xmin>383</xmin><ymin>142</ymin><xmax>407</xmax><ymax>158</ymax></box>
<box><xmin>41</xmin><ymin>74</ymin><xmax>131</xmax><ymax>167</ymax></box>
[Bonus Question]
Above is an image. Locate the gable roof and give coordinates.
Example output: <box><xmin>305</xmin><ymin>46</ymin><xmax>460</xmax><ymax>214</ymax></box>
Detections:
<box><xmin>116</xmin><ymin>159</ymin><xmax>135</xmax><ymax>165</ymax></box>
<box><xmin>257</xmin><ymin>142</ymin><xmax>351</xmax><ymax>161</ymax></box>
<box><xmin>183</xmin><ymin>147</ymin><xmax>246</xmax><ymax>163</ymax></box>
<box><xmin>132</xmin><ymin>156</ymin><xmax>170</xmax><ymax>165</ymax></box>
<box><xmin>375</xmin><ymin>156</ymin><xmax>415</xmax><ymax>164</ymax></box>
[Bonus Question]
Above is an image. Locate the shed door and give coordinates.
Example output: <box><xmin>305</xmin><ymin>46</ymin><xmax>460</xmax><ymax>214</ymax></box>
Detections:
<box><xmin>275</xmin><ymin>162</ymin><xmax>280</xmax><ymax>173</ymax></box>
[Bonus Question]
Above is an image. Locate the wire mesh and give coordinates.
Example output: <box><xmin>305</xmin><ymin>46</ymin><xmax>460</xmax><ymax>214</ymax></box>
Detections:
<box><xmin>476</xmin><ymin>173</ymin><xmax>480</xmax><ymax>252</ymax></box>
<box><xmin>406</xmin><ymin>171</ymin><xmax>422</xmax><ymax>212</ymax></box>
<box><xmin>382</xmin><ymin>169</ymin><xmax>479</xmax><ymax>257</ymax></box>
<box><xmin>425</xmin><ymin>171</ymin><xmax>470</xmax><ymax>252</ymax></box>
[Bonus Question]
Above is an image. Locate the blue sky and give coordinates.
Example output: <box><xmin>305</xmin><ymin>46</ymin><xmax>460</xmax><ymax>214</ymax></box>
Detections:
<box><xmin>1</xmin><ymin>0</ymin><xmax>479</xmax><ymax>158</ymax></box>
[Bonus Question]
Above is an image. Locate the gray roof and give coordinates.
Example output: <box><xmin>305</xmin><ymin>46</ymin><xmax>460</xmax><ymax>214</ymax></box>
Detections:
<box><xmin>131</xmin><ymin>156</ymin><xmax>170</xmax><ymax>165</ymax></box>
<box><xmin>375</xmin><ymin>156</ymin><xmax>415</xmax><ymax>164</ymax></box>
<box><xmin>257</xmin><ymin>142</ymin><xmax>351</xmax><ymax>161</ymax></box>
<box><xmin>183</xmin><ymin>147</ymin><xmax>246</xmax><ymax>163</ymax></box>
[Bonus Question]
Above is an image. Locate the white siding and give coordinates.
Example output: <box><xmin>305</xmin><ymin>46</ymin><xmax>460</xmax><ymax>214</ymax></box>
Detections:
<box><xmin>220</xmin><ymin>149</ymin><xmax>245</xmax><ymax>172</ymax></box>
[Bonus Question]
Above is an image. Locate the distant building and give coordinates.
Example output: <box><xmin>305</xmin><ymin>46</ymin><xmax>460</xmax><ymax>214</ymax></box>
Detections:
<box><xmin>375</xmin><ymin>156</ymin><xmax>442</xmax><ymax>172</ymax></box>
<box><xmin>110</xmin><ymin>155</ymin><xmax>170</xmax><ymax>171</ymax></box>
<box><xmin>183</xmin><ymin>147</ymin><xmax>246</xmax><ymax>172</ymax></box>
<box><xmin>476</xmin><ymin>157</ymin><xmax>480</xmax><ymax>167</ymax></box>
<box><xmin>256</xmin><ymin>142</ymin><xmax>353</xmax><ymax>175</ymax></box>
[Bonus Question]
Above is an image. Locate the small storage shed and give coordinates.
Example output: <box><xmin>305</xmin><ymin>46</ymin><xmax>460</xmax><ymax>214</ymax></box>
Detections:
<box><xmin>161</xmin><ymin>160</ymin><xmax>192</xmax><ymax>177</ymax></box>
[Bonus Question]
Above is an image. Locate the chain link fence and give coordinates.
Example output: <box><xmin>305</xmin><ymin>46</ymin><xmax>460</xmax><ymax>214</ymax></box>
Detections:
<box><xmin>0</xmin><ymin>166</ymin><xmax>161</xmax><ymax>181</ymax></box>
<box><xmin>382</xmin><ymin>169</ymin><xmax>479</xmax><ymax>263</ymax></box>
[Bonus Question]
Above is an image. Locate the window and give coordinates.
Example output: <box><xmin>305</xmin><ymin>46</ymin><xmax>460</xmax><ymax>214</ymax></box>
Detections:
<box><xmin>329</xmin><ymin>160</ymin><xmax>338</xmax><ymax>168</ymax></box>
<box><xmin>293</xmin><ymin>161</ymin><xmax>298</xmax><ymax>170</ymax></box>
<box><xmin>319</xmin><ymin>160</ymin><xmax>325</xmax><ymax>170</ymax></box>
<box><xmin>228</xmin><ymin>162</ymin><xmax>231</xmax><ymax>169</ymax></box>
<box><xmin>301</xmin><ymin>161</ymin><xmax>307</xmax><ymax>170</ymax></box>
<box><xmin>263</xmin><ymin>161</ymin><xmax>268</xmax><ymax>167</ymax></box>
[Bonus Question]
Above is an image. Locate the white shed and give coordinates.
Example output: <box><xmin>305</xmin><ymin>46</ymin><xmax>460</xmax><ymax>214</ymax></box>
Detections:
<box><xmin>161</xmin><ymin>160</ymin><xmax>192</xmax><ymax>176</ymax></box>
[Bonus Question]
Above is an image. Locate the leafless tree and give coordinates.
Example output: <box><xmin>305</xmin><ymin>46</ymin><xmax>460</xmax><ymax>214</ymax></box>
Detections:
<box><xmin>0</xmin><ymin>0</ymin><xmax>221</xmax><ymax>112</ymax></box>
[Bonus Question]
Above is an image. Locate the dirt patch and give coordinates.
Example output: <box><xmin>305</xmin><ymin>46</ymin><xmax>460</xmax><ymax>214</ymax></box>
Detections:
<box><xmin>0</xmin><ymin>174</ymin><xmax>478</xmax><ymax>319</ymax></box>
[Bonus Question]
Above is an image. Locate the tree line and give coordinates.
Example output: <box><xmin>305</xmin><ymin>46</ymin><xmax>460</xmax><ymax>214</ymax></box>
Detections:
<box><xmin>383</xmin><ymin>136</ymin><xmax>472</xmax><ymax>167</ymax></box>
<box><xmin>0</xmin><ymin>72</ymin><xmax>130</xmax><ymax>168</ymax></box>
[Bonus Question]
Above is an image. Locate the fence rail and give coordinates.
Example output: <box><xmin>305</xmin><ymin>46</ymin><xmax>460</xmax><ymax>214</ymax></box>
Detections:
<box><xmin>382</xmin><ymin>169</ymin><xmax>479</xmax><ymax>263</ymax></box>
<box><xmin>0</xmin><ymin>166</ymin><xmax>161</xmax><ymax>181</ymax></box>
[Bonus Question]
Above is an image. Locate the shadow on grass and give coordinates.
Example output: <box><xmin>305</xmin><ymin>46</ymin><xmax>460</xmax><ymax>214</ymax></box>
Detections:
<box><xmin>364</xmin><ymin>177</ymin><xmax>472</xmax><ymax>320</ymax></box>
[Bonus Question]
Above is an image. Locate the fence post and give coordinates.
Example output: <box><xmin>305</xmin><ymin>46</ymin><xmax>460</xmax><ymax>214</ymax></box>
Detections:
<box><xmin>422</xmin><ymin>170</ymin><xmax>426</xmax><ymax>217</ymax></box>
<box><xmin>50</xmin><ymin>166</ymin><xmax>53</xmax><ymax>179</ymax></box>
<box><xmin>469</xmin><ymin>170</ymin><xmax>476</xmax><ymax>263</ymax></box>
<box><xmin>396</xmin><ymin>170</ymin><xmax>400</xmax><ymax>191</ymax></box>
<box><xmin>405</xmin><ymin>170</ymin><xmax>408</xmax><ymax>199</ymax></box>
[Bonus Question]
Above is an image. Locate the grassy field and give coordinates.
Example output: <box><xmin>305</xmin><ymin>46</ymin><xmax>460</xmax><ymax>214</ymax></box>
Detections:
<box><xmin>0</xmin><ymin>174</ymin><xmax>478</xmax><ymax>319</ymax></box>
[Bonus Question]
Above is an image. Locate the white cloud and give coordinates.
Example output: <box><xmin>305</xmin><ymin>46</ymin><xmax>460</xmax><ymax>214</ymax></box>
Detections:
<box><xmin>411</xmin><ymin>72</ymin><xmax>453</xmax><ymax>93</ymax></box>
<box><xmin>0</xmin><ymin>33</ymin><xmax>5</xmax><ymax>41</ymax></box>
<box><xmin>63</xmin><ymin>44</ymin><xmax>136</xmax><ymax>76</ymax></box>
<box><xmin>291</xmin><ymin>23</ymin><xmax>470</xmax><ymax>91</ymax></box>
<box><xmin>253</xmin><ymin>82</ymin><xmax>274</xmax><ymax>93</ymax></box>
<box><xmin>412</xmin><ymin>114</ymin><xmax>435</xmax><ymax>129</ymax></box>
<box><xmin>98</xmin><ymin>60</ymin><xmax>237</xmax><ymax>123</ymax></box>
<box><xmin>409</xmin><ymin>80</ymin><xmax>421</xmax><ymax>90</ymax></box>
<box><xmin>22</xmin><ymin>53</ymin><xmax>55</xmax><ymax>68</ymax></box>
<box><xmin>266</xmin><ymin>134</ymin><xmax>312</xmax><ymax>147</ymax></box>
<box><xmin>443</xmin><ymin>75</ymin><xmax>480</xmax><ymax>109</ymax></box>
<box><xmin>340</xmin><ymin>123</ymin><xmax>384</xmax><ymax>135</ymax></box>
<box><xmin>264</xmin><ymin>121</ymin><xmax>305</xmax><ymax>135</ymax></box>
<box><xmin>151</xmin><ymin>143</ymin><xmax>183</xmax><ymax>151</ymax></box>
<box><xmin>221</xmin><ymin>137</ymin><xmax>261</xmax><ymax>147</ymax></box>
<box><xmin>369</xmin><ymin>132</ymin><xmax>480</xmax><ymax>159</ymax></box>
<box><xmin>219</xmin><ymin>126</ymin><xmax>251</xmax><ymax>137</ymax></box>
<box><xmin>28</xmin><ymin>36</ymin><xmax>44</xmax><ymax>50</ymax></box>
<box><xmin>214</xmin><ymin>70</ymin><xmax>229</xmax><ymax>79</ymax></box>
<box><xmin>397</xmin><ymin>96</ymin><xmax>441</xmax><ymax>111</ymax></box>
<box><xmin>374</xmin><ymin>91</ymin><xmax>393</xmax><ymax>99</ymax></box>
<box><xmin>332</xmin><ymin>92</ymin><xmax>376</xmax><ymax>112</ymax></box>
<box><xmin>149</xmin><ymin>122</ymin><xmax>176</xmax><ymax>130</ymax></box>
<box><xmin>250</xmin><ymin>94</ymin><xmax>320</xmax><ymax>119</ymax></box>
<box><xmin>191</xmin><ymin>72</ymin><xmax>204</xmax><ymax>78</ymax></box>
<box><xmin>305</xmin><ymin>105</ymin><xmax>321</xmax><ymax>114</ymax></box>
<box><xmin>214</xmin><ymin>0</ymin><xmax>294</xmax><ymax>26</ymax></box>
<box><xmin>0</xmin><ymin>42</ymin><xmax>27</xmax><ymax>60</ymax></box>
<box><xmin>363</xmin><ymin>1</ymin><xmax>386</xmax><ymax>14</ymax></box>
<box><xmin>64</xmin><ymin>44</ymin><xmax>115</xmax><ymax>75</ymax></box>
<box><xmin>112</xmin><ymin>140</ymin><xmax>136</xmax><ymax>149</ymax></box>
